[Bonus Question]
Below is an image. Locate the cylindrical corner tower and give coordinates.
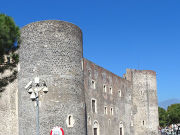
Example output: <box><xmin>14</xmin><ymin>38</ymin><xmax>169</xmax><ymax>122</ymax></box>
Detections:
<box><xmin>18</xmin><ymin>20</ymin><xmax>86</xmax><ymax>135</ymax></box>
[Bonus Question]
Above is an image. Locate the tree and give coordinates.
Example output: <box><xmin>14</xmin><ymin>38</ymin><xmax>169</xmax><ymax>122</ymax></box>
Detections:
<box><xmin>0</xmin><ymin>14</ymin><xmax>19</xmax><ymax>92</ymax></box>
<box><xmin>158</xmin><ymin>107</ymin><xmax>168</xmax><ymax>127</ymax></box>
<box><xmin>167</xmin><ymin>104</ymin><xmax>180</xmax><ymax>125</ymax></box>
<box><xmin>0</xmin><ymin>14</ymin><xmax>19</xmax><ymax>64</ymax></box>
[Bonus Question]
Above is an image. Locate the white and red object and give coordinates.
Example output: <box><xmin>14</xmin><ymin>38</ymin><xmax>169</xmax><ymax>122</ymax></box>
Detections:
<box><xmin>50</xmin><ymin>127</ymin><xmax>64</xmax><ymax>135</ymax></box>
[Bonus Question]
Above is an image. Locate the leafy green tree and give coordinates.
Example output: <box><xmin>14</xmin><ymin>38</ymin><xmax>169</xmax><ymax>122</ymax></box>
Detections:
<box><xmin>0</xmin><ymin>14</ymin><xmax>19</xmax><ymax>92</ymax></box>
<box><xmin>0</xmin><ymin>14</ymin><xmax>19</xmax><ymax>64</ymax></box>
<box><xmin>159</xmin><ymin>107</ymin><xmax>168</xmax><ymax>127</ymax></box>
<box><xmin>167</xmin><ymin>104</ymin><xmax>180</xmax><ymax>125</ymax></box>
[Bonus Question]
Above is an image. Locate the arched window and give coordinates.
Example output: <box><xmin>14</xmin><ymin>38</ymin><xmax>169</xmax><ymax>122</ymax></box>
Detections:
<box><xmin>93</xmin><ymin>121</ymin><xmax>99</xmax><ymax>135</ymax></box>
<box><xmin>119</xmin><ymin>121</ymin><xmax>124</xmax><ymax>135</ymax></box>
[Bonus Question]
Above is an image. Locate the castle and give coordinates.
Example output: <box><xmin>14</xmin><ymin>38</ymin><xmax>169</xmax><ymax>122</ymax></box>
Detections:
<box><xmin>0</xmin><ymin>20</ymin><xmax>159</xmax><ymax>135</ymax></box>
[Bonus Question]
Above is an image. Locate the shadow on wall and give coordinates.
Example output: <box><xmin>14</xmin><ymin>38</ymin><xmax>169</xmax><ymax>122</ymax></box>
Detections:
<box><xmin>0</xmin><ymin>70</ymin><xmax>17</xmax><ymax>93</ymax></box>
<box><xmin>0</xmin><ymin>57</ymin><xmax>18</xmax><ymax>94</ymax></box>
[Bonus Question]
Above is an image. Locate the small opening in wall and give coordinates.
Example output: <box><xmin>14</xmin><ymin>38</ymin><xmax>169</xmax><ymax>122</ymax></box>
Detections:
<box><xmin>69</xmin><ymin>115</ymin><xmax>71</xmax><ymax>126</ymax></box>
<box><xmin>119</xmin><ymin>90</ymin><xmax>122</xmax><ymax>97</ymax></box>
<box><xmin>103</xmin><ymin>85</ymin><xmax>107</xmax><ymax>93</ymax></box>
<box><xmin>108</xmin><ymin>119</ymin><xmax>111</xmax><ymax>125</ymax></box>
<box><xmin>110</xmin><ymin>87</ymin><xmax>112</xmax><ymax>94</ymax></box>
<box><xmin>88</xmin><ymin>116</ymin><xmax>91</xmax><ymax>125</ymax></box>
<box><xmin>110</xmin><ymin>107</ymin><xmax>113</xmax><ymax>115</ymax></box>
<box><xmin>131</xmin><ymin>120</ymin><xmax>133</xmax><ymax>126</ymax></box>
<box><xmin>92</xmin><ymin>99</ymin><xmax>96</xmax><ymax>113</ymax></box>
<box><xmin>67</xmin><ymin>115</ymin><xmax>74</xmax><ymax>127</ymax></box>
<box><xmin>143</xmin><ymin>120</ymin><xmax>144</xmax><ymax>125</ymax></box>
<box><xmin>92</xmin><ymin>80</ymin><xmax>94</xmax><ymax>85</ymax></box>
<box><xmin>91</xmin><ymin>80</ymin><xmax>96</xmax><ymax>89</ymax></box>
<box><xmin>104</xmin><ymin>106</ymin><xmax>107</xmax><ymax>115</ymax></box>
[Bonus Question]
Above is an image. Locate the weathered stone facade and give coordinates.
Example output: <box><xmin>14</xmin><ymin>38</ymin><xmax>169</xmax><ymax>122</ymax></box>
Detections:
<box><xmin>0</xmin><ymin>68</ymin><xmax>18</xmax><ymax>135</ymax></box>
<box><xmin>125</xmin><ymin>69</ymin><xmax>159</xmax><ymax>135</ymax></box>
<box><xmin>0</xmin><ymin>20</ymin><xmax>159</xmax><ymax>135</ymax></box>
<box><xmin>84</xmin><ymin>59</ymin><xmax>133</xmax><ymax>135</ymax></box>
<box><xmin>18</xmin><ymin>20</ymin><xmax>86</xmax><ymax>135</ymax></box>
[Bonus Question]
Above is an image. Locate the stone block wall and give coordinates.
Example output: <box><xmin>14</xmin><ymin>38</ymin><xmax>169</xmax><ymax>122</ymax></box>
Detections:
<box><xmin>83</xmin><ymin>59</ymin><xmax>134</xmax><ymax>135</ymax></box>
<box><xmin>19</xmin><ymin>20</ymin><xmax>86</xmax><ymax>135</ymax></box>
<box><xmin>0</xmin><ymin>20</ymin><xmax>159</xmax><ymax>135</ymax></box>
<box><xmin>125</xmin><ymin>69</ymin><xmax>159</xmax><ymax>135</ymax></box>
<box><xmin>0</xmin><ymin>69</ymin><xmax>18</xmax><ymax>135</ymax></box>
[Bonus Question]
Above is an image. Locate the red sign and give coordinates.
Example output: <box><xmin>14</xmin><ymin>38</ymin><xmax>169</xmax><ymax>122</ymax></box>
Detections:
<box><xmin>50</xmin><ymin>127</ymin><xmax>64</xmax><ymax>135</ymax></box>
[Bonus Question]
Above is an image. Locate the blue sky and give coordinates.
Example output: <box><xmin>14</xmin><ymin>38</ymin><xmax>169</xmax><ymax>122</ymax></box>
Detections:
<box><xmin>1</xmin><ymin>0</ymin><xmax>179</xmax><ymax>102</ymax></box>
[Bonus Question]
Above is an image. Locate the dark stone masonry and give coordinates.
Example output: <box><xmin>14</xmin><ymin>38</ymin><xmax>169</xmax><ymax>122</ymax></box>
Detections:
<box><xmin>0</xmin><ymin>20</ymin><xmax>159</xmax><ymax>135</ymax></box>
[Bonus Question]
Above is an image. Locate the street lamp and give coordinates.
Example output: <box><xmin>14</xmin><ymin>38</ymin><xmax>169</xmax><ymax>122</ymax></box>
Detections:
<box><xmin>25</xmin><ymin>77</ymin><xmax>48</xmax><ymax>135</ymax></box>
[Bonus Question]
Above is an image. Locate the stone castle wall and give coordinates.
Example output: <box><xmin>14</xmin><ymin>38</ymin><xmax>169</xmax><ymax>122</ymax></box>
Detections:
<box><xmin>125</xmin><ymin>69</ymin><xmax>159</xmax><ymax>135</ymax></box>
<box><xmin>0</xmin><ymin>69</ymin><xmax>18</xmax><ymax>135</ymax></box>
<box><xmin>18</xmin><ymin>20</ymin><xmax>86</xmax><ymax>135</ymax></box>
<box><xmin>0</xmin><ymin>20</ymin><xmax>159</xmax><ymax>135</ymax></box>
<box><xmin>83</xmin><ymin>59</ymin><xmax>134</xmax><ymax>135</ymax></box>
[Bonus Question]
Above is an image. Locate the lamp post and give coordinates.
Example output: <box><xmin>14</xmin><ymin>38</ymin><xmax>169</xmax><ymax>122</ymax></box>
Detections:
<box><xmin>25</xmin><ymin>77</ymin><xmax>48</xmax><ymax>135</ymax></box>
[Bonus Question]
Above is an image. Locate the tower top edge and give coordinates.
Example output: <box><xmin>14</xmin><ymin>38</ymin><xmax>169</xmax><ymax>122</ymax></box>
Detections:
<box><xmin>126</xmin><ymin>68</ymin><xmax>156</xmax><ymax>75</ymax></box>
<box><xmin>21</xmin><ymin>20</ymin><xmax>82</xmax><ymax>32</ymax></box>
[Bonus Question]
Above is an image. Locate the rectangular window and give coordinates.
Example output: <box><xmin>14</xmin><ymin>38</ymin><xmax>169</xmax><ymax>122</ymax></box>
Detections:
<box><xmin>92</xmin><ymin>99</ymin><xmax>96</xmax><ymax>113</ymax></box>
<box><xmin>120</xmin><ymin>127</ymin><xmax>122</xmax><ymax>135</ymax></box>
<box><xmin>94</xmin><ymin>128</ymin><xmax>97</xmax><ymax>135</ymax></box>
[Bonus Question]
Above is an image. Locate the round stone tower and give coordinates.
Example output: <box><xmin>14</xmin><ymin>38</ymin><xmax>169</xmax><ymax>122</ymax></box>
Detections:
<box><xmin>18</xmin><ymin>20</ymin><xmax>86</xmax><ymax>135</ymax></box>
